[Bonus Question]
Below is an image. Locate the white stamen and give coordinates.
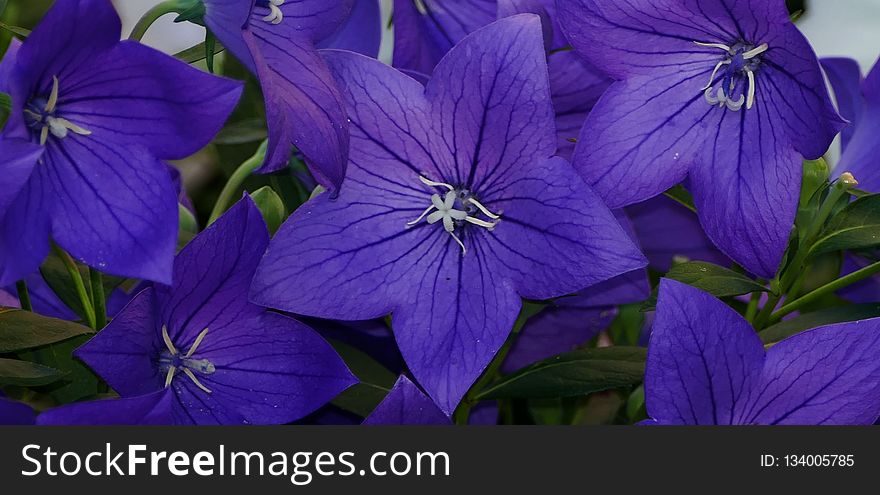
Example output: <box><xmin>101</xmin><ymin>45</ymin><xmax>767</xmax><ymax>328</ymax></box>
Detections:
<box><xmin>184</xmin><ymin>327</ymin><xmax>210</xmax><ymax>358</ymax></box>
<box><xmin>39</xmin><ymin>127</ymin><xmax>49</xmax><ymax>146</ymax></box>
<box><xmin>407</xmin><ymin>204</ymin><xmax>436</xmax><ymax>226</ymax></box>
<box><xmin>704</xmin><ymin>87</ymin><xmax>720</xmax><ymax>105</ymax></box>
<box><xmin>162</xmin><ymin>325</ymin><xmax>178</xmax><ymax>355</ymax></box>
<box><xmin>270</xmin><ymin>0</ymin><xmax>284</xmax><ymax>5</ymax></box>
<box><xmin>742</xmin><ymin>43</ymin><xmax>768</xmax><ymax>60</ymax></box>
<box><xmin>46</xmin><ymin>76</ymin><xmax>60</xmax><ymax>113</ymax></box>
<box><xmin>164</xmin><ymin>366</ymin><xmax>176</xmax><ymax>388</ymax></box>
<box><xmin>725</xmin><ymin>93</ymin><xmax>745</xmax><ymax>111</ymax></box>
<box><xmin>702</xmin><ymin>59</ymin><xmax>730</xmax><ymax>90</ymax></box>
<box><xmin>693</xmin><ymin>41</ymin><xmax>733</xmax><ymax>54</ymax></box>
<box><xmin>182</xmin><ymin>368</ymin><xmax>213</xmax><ymax>394</ymax></box>
<box><xmin>418</xmin><ymin>175</ymin><xmax>455</xmax><ymax>192</ymax></box>
<box><xmin>467</xmin><ymin>197</ymin><xmax>501</xmax><ymax>220</ymax></box>
<box><xmin>262</xmin><ymin>4</ymin><xmax>283</xmax><ymax>24</ymax></box>
<box><xmin>450</xmin><ymin>231</ymin><xmax>467</xmax><ymax>255</ymax></box>
<box><xmin>746</xmin><ymin>68</ymin><xmax>756</xmax><ymax>109</ymax></box>
<box><xmin>465</xmin><ymin>217</ymin><xmax>496</xmax><ymax>229</ymax></box>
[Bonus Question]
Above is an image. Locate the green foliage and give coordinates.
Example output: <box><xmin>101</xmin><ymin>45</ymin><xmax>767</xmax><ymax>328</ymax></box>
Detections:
<box><xmin>811</xmin><ymin>194</ymin><xmax>880</xmax><ymax>256</ymax></box>
<box><xmin>476</xmin><ymin>346</ymin><xmax>646</xmax><ymax>400</ymax></box>
<box><xmin>328</xmin><ymin>339</ymin><xmax>396</xmax><ymax>417</ymax></box>
<box><xmin>250</xmin><ymin>186</ymin><xmax>287</xmax><ymax>235</ymax></box>
<box><xmin>0</xmin><ymin>358</ymin><xmax>63</xmax><ymax>386</ymax></box>
<box><xmin>760</xmin><ymin>303</ymin><xmax>880</xmax><ymax>344</ymax></box>
<box><xmin>0</xmin><ymin>308</ymin><xmax>92</xmax><ymax>353</ymax></box>
<box><xmin>643</xmin><ymin>261</ymin><xmax>766</xmax><ymax>310</ymax></box>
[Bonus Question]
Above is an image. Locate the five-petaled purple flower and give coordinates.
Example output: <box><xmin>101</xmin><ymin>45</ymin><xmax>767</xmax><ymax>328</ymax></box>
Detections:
<box><xmin>250</xmin><ymin>16</ymin><xmax>646</xmax><ymax>414</ymax></box>
<box><xmin>558</xmin><ymin>0</ymin><xmax>845</xmax><ymax>277</ymax></box>
<box><xmin>38</xmin><ymin>198</ymin><xmax>355</xmax><ymax>425</ymax></box>
<box><xmin>644</xmin><ymin>279</ymin><xmax>880</xmax><ymax>425</ymax></box>
<box><xmin>821</xmin><ymin>57</ymin><xmax>880</xmax><ymax>192</ymax></box>
<box><xmin>0</xmin><ymin>0</ymin><xmax>242</xmax><ymax>286</ymax></box>
<box><xmin>200</xmin><ymin>0</ymin><xmax>372</xmax><ymax>191</ymax></box>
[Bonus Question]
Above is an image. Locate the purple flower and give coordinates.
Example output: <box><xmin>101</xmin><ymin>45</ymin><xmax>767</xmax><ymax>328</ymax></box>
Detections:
<box><xmin>503</xmin><ymin>212</ymin><xmax>649</xmax><ymax>372</ymax></box>
<box><xmin>318</xmin><ymin>0</ymin><xmax>383</xmax><ymax>58</ymax></box>
<box><xmin>392</xmin><ymin>0</ymin><xmax>612</xmax><ymax>160</ymax></box>
<box><xmin>251</xmin><ymin>16</ymin><xmax>646</xmax><ymax>414</ymax></box>
<box><xmin>201</xmin><ymin>0</ymin><xmax>363</xmax><ymax>190</ymax></box>
<box><xmin>38</xmin><ymin>198</ymin><xmax>355</xmax><ymax>425</ymax></box>
<box><xmin>0</xmin><ymin>0</ymin><xmax>242</xmax><ymax>286</ymax></box>
<box><xmin>558</xmin><ymin>0</ymin><xmax>845</xmax><ymax>277</ymax></box>
<box><xmin>627</xmin><ymin>195</ymin><xmax>728</xmax><ymax>272</ymax></box>
<box><xmin>645</xmin><ymin>279</ymin><xmax>880</xmax><ymax>425</ymax></box>
<box><xmin>363</xmin><ymin>376</ymin><xmax>450</xmax><ymax>425</ymax></box>
<box><xmin>821</xmin><ymin>57</ymin><xmax>880</xmax><ymax>191</ymax></box>
<box><xmin>0</xmin><ymin>395</ymin><xmax>35</xmax><ymax>425</ymax></box>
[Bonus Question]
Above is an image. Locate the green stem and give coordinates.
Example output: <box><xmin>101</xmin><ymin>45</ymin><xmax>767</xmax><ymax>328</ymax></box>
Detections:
<box><xmin>89</xmin><ymin>268</ymin><xmax>106</xmax><ymax>329</ymax></box>
<box><xmin>15</xmin><ymin>280</ymin><xmax>32</xmax><ymax>311</ymax></box>
<box><xmin>128</xmin><ymin>1</ymin><xmax>183</xmax><ymax>42</ymax></box>
<box><xmin>208</xmin><ymin>141</ymin><xmax>268</xmax><ymax>225</ymax></box>
<box><xmin>51</xmin><ymin>244</ymin><xmax>96</xmax><ymax>329</ymax></box>
<box><xmin>744</xmin><ymin>291</ymin><xmax>760</xmax><ymax>323</ymax></box>
<box><xmin>769</xmin><ymin>260</ymin><xmax>880</xmax><ymax>325</ymax></box>
<box><xmin>754</xmin><ymin>176</ymin><xmax>856</xmax><ymax>329</ymax></box>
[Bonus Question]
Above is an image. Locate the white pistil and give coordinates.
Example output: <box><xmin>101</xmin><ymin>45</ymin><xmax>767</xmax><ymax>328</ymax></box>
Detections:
<box><xmin>702</xmin><ymin>59</ymin><xmax>731</xmax><ymax>90</ymax></box>
<box><xmin>262</xmin><ymin>0</ymin><xmax>285</xmax><ymax>25</ymax></box>
<box><xmin>407</xmin><ymin>175</ymin><xmax>501</xmax><ymax>256</ymax></box>
<box><xmin>746</xmin><ymin>68</ymin><xmax>757</xmax><ymax>109</ymax></box>
<box><xmin>694</xmin><ymin>41</ymin><xmax>767</xmax><ymax>112</ymax></box>
<box><xmin>161</xmin><ymin>325</ymin><xmax>214</xmax><ymax>394</ymax></box>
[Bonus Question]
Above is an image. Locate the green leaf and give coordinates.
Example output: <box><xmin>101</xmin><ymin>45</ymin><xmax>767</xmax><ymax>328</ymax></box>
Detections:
<box><xmin>213</xmin><ymin>118</ymin><xmax>267</xmax><ymax>145</ymax></box>
<box><xmin>759</xmin><ymin>303</ymin><xmax>880</xmax><ymax>344</ymax></box>
<box><xmin>0</xmin><ymin>0</ymin><xmax>7</xmax><ymax>15</ymax></box>
<box><xmin>642</xmin><ymin>261</ymin><xmax>766</xmax><ymax>310</ymax></box>
<box><xmin>811</xmin><ymin>194</ymin><xmax>880</xmax><ymax>256</ymax></box>
<box><xmin>608</xmin><ymin>303</ymin><xmax>643</xmax><ymax>346</ymax></box>
<box><xmin>18</xmin><ymin>335</ymin><xmax>99</xmax><ymax>403</ymax></box>
<box><xmin>0</xmin><ymin>358</ymin><xmax>63</xmax><ymax>386</ymax></box>
<box><xmin>250</xmin><ymin>186</ymin><xmax>287</xmax><ymax>235</ymax></box>
<box><xmin>476</xmin><ymin>346</ymin><xmax>646</xmax><ymax>400</ymax></box>
<box><xmin>39</xmin><ymin>255</ymin><xmax>90</xmax><ymax>321</ymax></box>
<box><xmin>179</xmin><ymin>203</ymin><xmax>198</xmax><ymax>234</ymax></box>
<box><xmin>0</xmin><ymin>21</ymin><xmax>29</xmax><ymax>37</ymax></box>
<box><xmin>0</xmin><ymin>92</ymin><xmax>9</xmax><ymax>112</ymax></box>
<box><xmin>328</xmin><ymin>339</ymin><xmax>396</xmax><ymax>417</ymax></box>
<box><xmin>0</xmin><ymin>308</ymin><xmax>92</xmax><ymax>352</ymax></box>
<box><xmin>662</xmin><ymin>185</ymin><xmax>696</xmax><ymax>213</ymax></box>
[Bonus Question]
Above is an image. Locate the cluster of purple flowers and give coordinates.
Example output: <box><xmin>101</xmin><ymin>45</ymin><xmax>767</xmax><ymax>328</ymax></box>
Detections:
<box><xmin>2</xmin><ymin>0</ymin><xmax>880</xmax><ymax>425</ymax></box>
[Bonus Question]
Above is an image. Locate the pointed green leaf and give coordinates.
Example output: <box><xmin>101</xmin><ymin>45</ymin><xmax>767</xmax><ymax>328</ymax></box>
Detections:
<box><xmin>328</xmin><ymin>339</ymin><xmax>395</xmax><ymax>417</ymax></box>
<box><xmin>0</xmin><ymin>358</ymin><xmax>64</xmax><ymax>386</ymax></box>
<box><xmin>642</xmin><ymin>261</ymin><xmax>766</xmax><ymax>310</ymax></box>
<box><xmin>476</xmin><ymin>346</ymin><xmax>647</xmax><ymax>400</ymax></box>
<box><xmin>811</xmin><ymin>194</ymin><xmax>880</xmax><ymax>256</ymax></box>
<box><xmin>759</xmin><ymin>303</ymin><xmax>880</xmax><ymax>344</ymax></box>
<box><xmin>18</xmin><ymin>335</ymin><xmax>99</xmax><ymax>403</ymax></box>
<box><xmin>0</xmin><ymin>308</ymin><xmax>92</xmax><ymax>352</ymax></box>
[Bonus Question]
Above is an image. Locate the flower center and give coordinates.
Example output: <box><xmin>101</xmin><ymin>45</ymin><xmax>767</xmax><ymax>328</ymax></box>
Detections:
<box><xmin>256</xmin><ymin>0</ymin><xmax>285</xmax><ymax>25</ymax></box>
<box><xmin>23</xmin><ymin>76</ymin><xmax>91</xmax><ymax>146</ymax></box>
<box><xmin>158</xmin><ymin>325</ymin><xmax>215</xmax><ymax>394</ymax></box>
<box><xmin>406</xmin><ymin>175</ymin><xmax>501</xmax><ymax>255</ymax></box>
<box><xmin>694</xmin><ymin>41</ymin><xmax>768</xmax><ymax>111</ymax></box>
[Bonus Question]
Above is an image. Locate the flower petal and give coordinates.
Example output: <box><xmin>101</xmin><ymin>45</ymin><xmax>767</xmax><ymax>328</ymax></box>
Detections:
<box><xmin>0</xmin><ymin>164</ymin><xmax>52</xmax><ymax>286</ymax></box>
<box><xmin>0</xmin><ymin>396</ymin><xmax>35</xmax><ymax>425</ymax></box>
<box><xmin>61</xmin><ymin>41</ymin><xmax>243</xmax><ymax>160</ymax></box>
<box><xmin>363</xmin><ymin>375</ymin><xmax>450</xmax><ymax>425</ymax></box>
<box><xmin>820</xmin><ymin>57</ymin><xmax>863</xmax><ymax>152</ymax></box>
<box><xmin>318</xmin><ymin>0</ymin><xmax>383</xmax><ymax>57</ymax></box>
<box><xmin>14</xmin><ymin>0</ymin><xmax>120</xmax><ymax>89</ymax></box>
<box><xmin>392</xmin><ymin>0</ymin><xmax>496</xmax><ymax>75</ymax></box>
<box><xmin>156</xmin><ymin>197</ymin><xmax>267</xmax><ymax>347</ymax></box>
<box><xmin>741</xmin><ymin>319</ymin><xmax>880</xmax><ymax>425</ymax></box>
<box><xmin>760</xmin><ymin>24</ymin><xmax>845</xmax><ymax>159</ymax></box>
<box><xmin>503</xmin><ymin>305</ymin><xmax>617</xmax><ymax>373</ymax></box>
<box><xmin>170</xmin><ymin>312</ymin><xmax>355</xmax><ymax>425</ymax></box>
<box><xmin>44</xmin><ymin>138</ymin><xmax>177</xmax><ymax>283</ymax></box>
<box><xmin>74</xmin><ymin>288</ymin><xmax>163</xmax><ymax>397</ymax></box>
<box><xmin>428</xmin><ymin>14</ymin><xmax>556</xmax><ymax>191</ymax></box>
<box><xmin>482</xmin><ymin>156</ymin><xmax>647</xmax><ymax>300</ymax></box>
<box><xmin>570</xmin><ymin>70</ymin><xmax>718</xmax><ymax>209</ymax></box>
<box><xmin>202</xmin><ymin>0</ymin><xmax>255</xmax><ymax>70</ymax></box>
<box><xmin>835</xmin><ymin>59</ymin><xmax>880</xmax><ymax>191</ymax></box>
<box><xmin>557</xmin><ymin>0</ymin><xmax>735</xmax><ymax>79</ymax></box>
<box><xmin>37</xmin><ymin>390</ymin><xmax>173</xmax><ymax>425</ymax></box>
<box><xmin>645</xmin><ymin>279</ymin><xmax>765</xmax><ymax>425</ymax></box>
<box><xmin>627</xmin><ymin>195</ymin><xmax>729</xmax><ymax>272</ymax></box>
<box><xmin>392</xmin><ymin>240</ymin><xmax>522</xmax><ymax>414</ymax></box>
<box><xmin>243</xmin><ymin>29</ymin><xmax>349</xmax><ymax>190</ymax></box>
<box><xmin>548</xmin><ymin>50</ymin><xmax>612</xmax><ymax>160</ymax></box>
<box><xmin>251</xmin><ymin>0</ymin><xmax>355</xmax><ymax>44</ymax></box>
<box><xmin>0</xmin><ymin>138</ymin><xmax>42</xmax><ymax>214</ymax></box>
<box><xmin>688</xmin><ymin>101</ymin><xmax>800</xmax><ymax>277</ymax></box>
